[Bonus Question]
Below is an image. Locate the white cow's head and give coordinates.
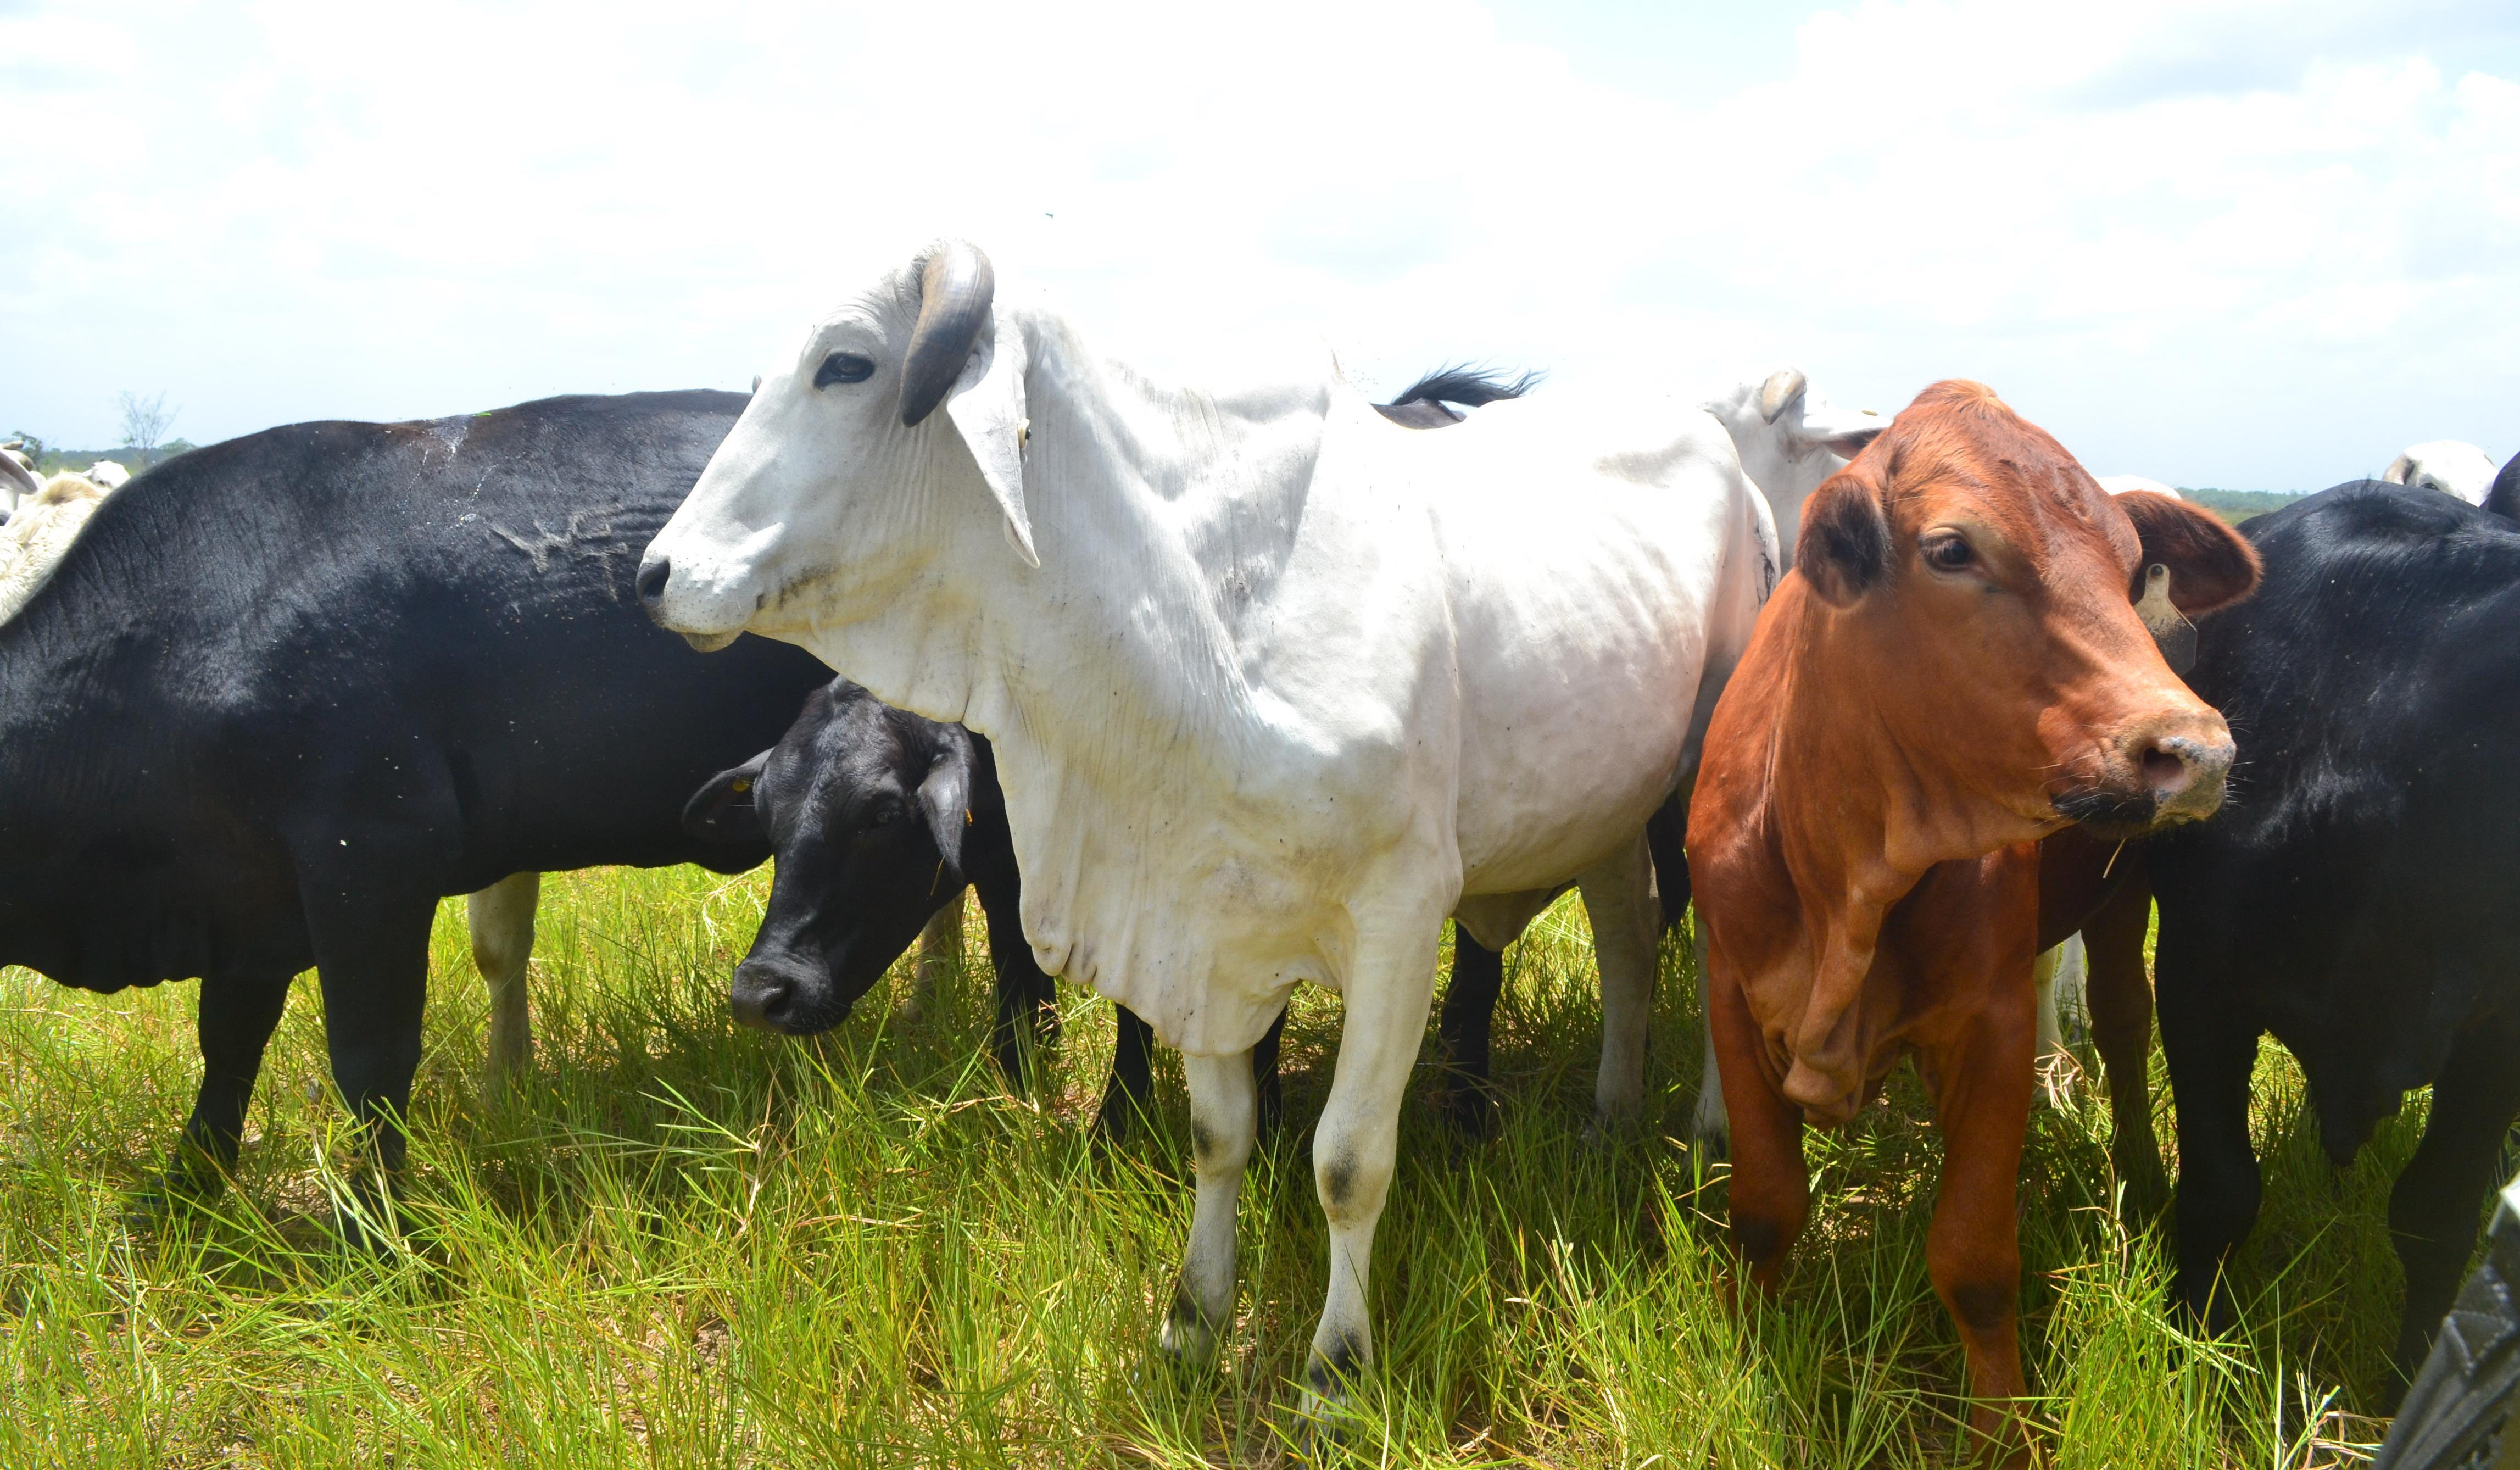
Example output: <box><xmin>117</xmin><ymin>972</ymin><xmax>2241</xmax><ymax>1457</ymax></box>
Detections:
<box><xmin>1702</xmin><ymin>368</ymin><xmax>1885</xmax><ymax>569</ymax></box>
<box><xmin>2382</xmin><ymin>440</ymin><xmax>2497</xmax><ymax>506</ymax></box>
<box><xmin>639</xmin><ymin>239</ymin><xmax>1032</xmax><ymax>652</ymax></box>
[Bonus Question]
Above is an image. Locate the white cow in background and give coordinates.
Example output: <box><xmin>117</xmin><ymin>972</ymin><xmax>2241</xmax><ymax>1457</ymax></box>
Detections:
<box><xmin>1704</xmin><ymin>368</ymin><xmax>1885</xmax><ymax>569</ymax></box>
<box><xmin>0</xmin><ymin>463</ymin><xmax>112</xmax><ymax>622</ymax></box>
<box><xmin>83</xmin><ymin>460</ymin><xmax>131</xmax><ymax>490</ymax></box>
<box><xmin>2384</xmin><ymin>440</ymin><xmax>2497</xmax><ymax>505</ymax></box>
<box><xmin>2099</xmin><ymin>474</ymin><xmax>2182</xmax><ymax>499</ymax></box>
<box><xmin>639</xmin><ymin>239</ymin><xmax>1785</xmax><ymax>1413</ymax></box>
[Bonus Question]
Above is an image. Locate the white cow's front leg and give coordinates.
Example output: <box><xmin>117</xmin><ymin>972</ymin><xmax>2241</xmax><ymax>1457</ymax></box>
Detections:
<box><xmin>1581</xmin><ymin>829</ymin><xmax>1661</xmax><ymax>1125</ymax></box>
<box><xmin>468</xmin><ymin>871</ymin><xmax>540</xmax><ymax>1095</ymax></box>
<box><xmin>1159</xmin><ymin>1049</ymin><xmax>1258</xmax><ymax>1365</ymax></box>
<box><xmin>1690</xmin><ymin>948</ymin><xmax>1731</xmax><ymax>1156</ymax></box>
<box><xmin>1304</xmin><ymin>922</ymin><xmax>1443</xmax><ymax>1414</ymax></box>
<box><xmin>2032</xmin><ymin>937</ymin><xmax>2086</xmax><ymax>1107</ymax></box>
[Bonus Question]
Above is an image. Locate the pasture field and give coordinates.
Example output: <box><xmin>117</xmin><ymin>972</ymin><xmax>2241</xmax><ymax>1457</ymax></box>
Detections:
<box><xmin>0</xmin><ymin>864</ymin><xmax>2423</xmax><ymax>1466</ymax></box>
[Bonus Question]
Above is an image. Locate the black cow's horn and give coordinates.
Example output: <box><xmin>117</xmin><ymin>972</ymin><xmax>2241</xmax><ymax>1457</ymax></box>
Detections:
<box><xmin>899</xmin><ymin>241</ymin><xmax>996</xmax><ymax>427</ymax></box>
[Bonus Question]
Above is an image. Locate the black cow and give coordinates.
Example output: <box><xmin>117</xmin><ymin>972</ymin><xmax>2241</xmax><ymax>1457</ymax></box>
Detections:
<box><xmin>0</xmin><ymin>391</ymin><xmax>829</xmax><ymax>1222</ymax></box>
<box><xmin>682</xmin><ymin>679</ymin><xmax>1286</xmax><ymax>1137</ymax></box>
<box><xmin>2148</xmin><ymin>480</ymin><xmax>2520</xmax><ymax>1382</ymax></box>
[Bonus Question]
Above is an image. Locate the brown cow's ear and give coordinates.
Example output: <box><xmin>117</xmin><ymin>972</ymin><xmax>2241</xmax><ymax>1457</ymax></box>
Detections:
<box><xmin>1797</xmin><ymin>469</ymin><xmax>1891</xmax><ymax>608</ymax></box>
<box><xmin>2116</xmin><ymin>491</ymin><xmax>2260</xmax><ymax>616</ymax></box>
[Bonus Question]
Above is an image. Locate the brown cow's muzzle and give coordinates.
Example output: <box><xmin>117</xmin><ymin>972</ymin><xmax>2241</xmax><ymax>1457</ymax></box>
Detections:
<box><xmin>2051</xmin><ymin>709</ymin><xmax>2235</xmax><ymax>838</ymax></box>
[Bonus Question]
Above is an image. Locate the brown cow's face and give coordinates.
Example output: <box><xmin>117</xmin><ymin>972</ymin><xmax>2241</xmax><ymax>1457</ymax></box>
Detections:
<box><xmin>1796</xmin><ymin>381</ymin><xmax>2258</xmax><ymax>842</ymax></box>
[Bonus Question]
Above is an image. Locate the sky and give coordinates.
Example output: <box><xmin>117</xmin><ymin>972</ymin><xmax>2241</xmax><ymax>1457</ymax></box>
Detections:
<box><xmin>4</xmin><ymin>0</ymin><xmax>2515</xmax><ymax>491</ymax></box>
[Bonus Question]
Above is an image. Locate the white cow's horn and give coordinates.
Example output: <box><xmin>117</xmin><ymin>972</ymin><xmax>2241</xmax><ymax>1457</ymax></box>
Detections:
<box><xmin>0</xmin><ymin>451</ymin><xmax>39</xmax><ymax>501</ymax></box>
<box><xmin>1759</xmin><ymin>368</ymin><xmax>1808</xmax><ymax>424</ymax></box>
<box><xmin>900</xmin><ymin>241</ymin><xmax>996</xmax><ymax>427</ymax></box>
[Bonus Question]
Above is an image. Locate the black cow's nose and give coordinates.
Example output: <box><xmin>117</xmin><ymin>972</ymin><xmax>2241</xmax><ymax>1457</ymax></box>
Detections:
<box><xmin>729</xmin><ymin>962</ymin><xmax>793</xmax><ymax>1032</ymax></box>
<box><xmin>635</xmin><ymin>556</ymin><xmax>671</xmax><ymax>610</ymax></box>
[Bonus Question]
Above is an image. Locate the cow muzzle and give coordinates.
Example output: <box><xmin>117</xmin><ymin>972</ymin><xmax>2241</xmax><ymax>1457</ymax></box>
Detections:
<box><xmin>2052</xmin><ymin>714</ymin><xmax>2235</xmax><ymax>837</ymax></box>
<box><xmin>728</xmin><ymin>953</ymin><xmax>851</xmax><ymax>1035</ymax></box>
<box><xmin>635</xmin><ymin>554</ymin><xmax>742</xmax><ymax>653</ymax></box>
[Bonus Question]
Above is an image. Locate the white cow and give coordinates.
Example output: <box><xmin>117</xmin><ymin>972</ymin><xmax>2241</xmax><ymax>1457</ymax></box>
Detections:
<box><xmin>0</xmin><ymin>448</ymin><xmax>33</xmax><ymax>521</ymax></box>
<box><xmin>0</xmin><ymin>470</ymin><xmax>111</xmax><ymax>622</ymax></box>
<box><xmin>639</xmin><ymin>240</ymin><xmax>1784</xmax><ymax>1411</ymax></box>
<box><xmin>83</xmin><ymin>460</ymin><xmax>132</xmax><ymax>491</ymax></box>
<box><xmin>1704</xmin><ymin>368</ymin><xmax>1885</xmax><ymax>570</ymax></box>
<box><xmin>2384</xmin><ymin>440</ymin><xmax>2498</xmax><ymax>506</ymax></box>
<box><xmin>2098</xmin><ymin>474</ymin><xmax>2183</xmax><ymax>500</ymax></box>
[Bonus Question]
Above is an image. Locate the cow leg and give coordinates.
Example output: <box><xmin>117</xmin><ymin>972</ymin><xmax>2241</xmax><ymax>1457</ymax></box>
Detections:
<box><xmin>968</xmin><ymin>869</ymin><xmax>1060</xmax><ymax>1096</ymax></box>
<box><xmin>2082</xmin><ymin>881</ymin><xmax>2167</xmax><ymax>1220</ymax></box>
<box><xmin>904</xmin><ymin>894</ymin><xmax>964</xmax><ymax>1024</ymax></box>
<box><xmin>1302</xmin><ymin>922</ymin><xmax>1444</xmax><ymax>1416</ymax></box>
<box><xmin>1097</xmin><ymin>1004</ymin><xmax>1283</xmax><ymax>1143</ymax></box>
<box><xmin>2160</xmin><ymin>988</ymin><xmax>2262</xmax><ymax>1337</ymax></box>
<box><xmin>1709</xmin><ymin>964</ymin><xmax>1807</xmax><ymax>1292</ymax></box>
<box><xmin>1584</xmin><ymin>830</ymin><xmax>1660</xmax><ymax>1128</ymax></box>
<box><xmin>2387</xmin><ymin>1013</ymin><xmax>2520</xmax><ymax>1387</ymax></box>
<box><xmin>1098</xmin><ymin>1006</ymin><xmax>1157</xmax><ymax>1140</ymax></box>
<box><xmin>147</xmin><ymin>970</ymin><xmax>296</xmax><ymax>1208</ymax></box>
<box><xmin>2030</xmin><ymin>942</ymin><xmax>2079</xmax><ymax>1108</ymax></box>
<box><xmin>304</xmin><ymin>882</ymin><xmax>438</xmax><ymax>1243</ymax></box>
<box><xmin>1436</xmin><ymin>928</ymin><xmax>1506</xmax><ymax>1137</ymax></box>
<box><xmin>467</xmin><ymin>871</ymin><xmax>539</xmax><ymax>1096</ymax></box>
<box><xmin>1690</xmin><ymin>955</ymin><xmax>1731</xmax><ymax>1159</ymax></box>
<box><xmin>1921</xmin><ymin>1007</ymin><xmax>2037</xmax><ymax>1464</ymax></box>
<box><xmin>1251</xmin><ymin>1005</ymin><xmax>1287</xmax><ymax>1143</ymax></box>
<box><xmin>1157</xmin><ymin>1048</ymin><xmax>1257</xmax><ymax>1366</ymax></box>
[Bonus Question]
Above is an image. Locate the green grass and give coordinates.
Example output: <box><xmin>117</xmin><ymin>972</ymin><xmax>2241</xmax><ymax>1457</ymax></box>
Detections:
<box><xmin>0</xmin><ymin>865</ymin><xmax>2424</xmax><ymax>1466</ymax></box>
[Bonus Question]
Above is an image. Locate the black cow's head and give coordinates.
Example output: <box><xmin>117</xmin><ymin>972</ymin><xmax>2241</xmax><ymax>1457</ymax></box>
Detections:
<box><xmin>684</xmin><ymin>680</ymin><xmax>977</xmax><ymax>1033</ymax></box>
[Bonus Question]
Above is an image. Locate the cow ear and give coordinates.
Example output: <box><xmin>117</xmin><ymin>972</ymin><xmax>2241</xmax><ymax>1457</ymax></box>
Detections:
<box><xmin>942</xmin><ymin>315</ymin><xmax>1039</xmax><ymax>569</ymax></box>
<box><xmin>2116</xmin><ymin>490</ymin><xmax>2260</xmax><ymax>616</ymax></box>
<box><xmin>915</xmin><ymin>732</ymin><xmax>974</xmax><ymax>876</ymax></box>
<box><xmin>683</xmin><ymin>751</ymin><xmax>771</xmax><ymax>842</ymax></box>
<box><xmin>1797</xmin><ymin>467</ymin><xmax>1891</xmax><ymax>608</ymax></box>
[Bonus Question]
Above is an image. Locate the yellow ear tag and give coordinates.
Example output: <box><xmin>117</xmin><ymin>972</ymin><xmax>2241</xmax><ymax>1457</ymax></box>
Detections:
<box><xmin>964</xmin><ymin>809</ymin><xmax>973</xmax><ymax>825</ymax></box>
<box><xmin>731</xmin><ymin>778</ymin><xmax>751</xmax><ymax>794</ymax></box>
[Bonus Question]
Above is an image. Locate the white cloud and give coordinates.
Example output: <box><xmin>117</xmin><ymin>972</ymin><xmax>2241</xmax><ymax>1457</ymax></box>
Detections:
<box><xmin>2</xmin><ymin>0</ymin><xmax>2513</xmax><ymax>489</ymax></box>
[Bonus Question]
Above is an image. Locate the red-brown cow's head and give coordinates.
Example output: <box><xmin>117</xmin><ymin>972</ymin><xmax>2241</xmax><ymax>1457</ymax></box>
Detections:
<box><xmin>1796</xmin><ymin>380</ymin><xmax>2258</xmax><ymax>841</ymax></box>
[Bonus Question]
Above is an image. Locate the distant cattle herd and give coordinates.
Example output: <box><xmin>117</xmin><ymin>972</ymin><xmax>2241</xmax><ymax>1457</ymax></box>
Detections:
<box><xmin>3</xmin><ymin>242</ymin><xmax>2515</xmax><ymax>1463</ymax></box>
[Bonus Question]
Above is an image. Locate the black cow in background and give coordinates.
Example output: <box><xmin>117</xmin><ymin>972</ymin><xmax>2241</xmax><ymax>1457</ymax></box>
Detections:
<box><xmin>682</xmin><ymin>679</ymin><xmax>1288</xmax><ymax>1137</ymax></box>
<box><xmin>0</xmin><ymin>391</ymin><xmax>829</xmax><ymax>1224</ymax></box>
<box><xmin>2148</xmin><ymin>479</ymin><xmax>2520</xmax><ymax>1385</ymax></box>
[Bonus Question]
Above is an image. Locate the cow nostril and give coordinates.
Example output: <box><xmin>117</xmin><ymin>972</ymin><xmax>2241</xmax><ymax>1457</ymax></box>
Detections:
<box><xmin>2141</xmin><ymin>745</ymin><xmax>2190</xmax><ymax>790</ymax></box>
<box><xmin>635</xmin><ymin>556</ymin><xmax>671</xmax><ymax>608</ymax></box>
<box><xmin>729</xmin><ymin>966</ymin><xmax>794</xmax><ymax>1031</ymax></box>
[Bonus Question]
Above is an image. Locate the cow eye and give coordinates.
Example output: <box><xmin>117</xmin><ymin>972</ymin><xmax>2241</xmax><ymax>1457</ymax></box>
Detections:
<box><xmin>814</xmin><ymin>352</ymin><xmax>876</xmax><ymax>388</ymax></box>
<box><xmin>866</xmin><ymin>803</ymin><xmax>900</xmax><ymax>828</ymax></box>
<box><xmin>1921</xmin><ymin>533</ymin><xmax>1975</xmax><ymax>572</ymax></box>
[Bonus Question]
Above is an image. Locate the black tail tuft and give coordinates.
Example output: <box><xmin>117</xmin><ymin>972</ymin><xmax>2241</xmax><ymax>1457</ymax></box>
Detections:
<box><xmin>1386</xmin><ymin>364</ymin><xmax>1543</xmax><ymax>412</ymax></box>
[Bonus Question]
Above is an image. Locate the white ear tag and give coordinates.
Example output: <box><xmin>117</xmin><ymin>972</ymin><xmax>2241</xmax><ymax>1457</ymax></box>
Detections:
<box><xmin>2137</xmin><ymin>563</ymin><xmax>2197</xmax><ymax>674</ymax></box>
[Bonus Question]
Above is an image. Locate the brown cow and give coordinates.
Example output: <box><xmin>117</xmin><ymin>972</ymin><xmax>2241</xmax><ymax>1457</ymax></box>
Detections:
<box><xmin>1687</xmin><ymin>381</ymin><xmax>2257</xmax><ymax>1461</ymax></box>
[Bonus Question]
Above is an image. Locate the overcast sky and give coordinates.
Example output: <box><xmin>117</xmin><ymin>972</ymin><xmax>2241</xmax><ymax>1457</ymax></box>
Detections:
<box><xmin>5</xmin><ymin>0</ymin><xmax>2515</xmax><ymax>490</ymax></box>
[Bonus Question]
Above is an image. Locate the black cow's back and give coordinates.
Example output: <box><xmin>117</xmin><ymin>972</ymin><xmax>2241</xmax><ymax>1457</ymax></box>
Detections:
<box><xmin>0</xmin><ymin>391</ymin><xmax>830</xmax><ymax>990</ymax></box>
<box><xmin>2151</xmin><ymin>481</ymin><xmax>2520</xmax><ymax>1139</ymax></box>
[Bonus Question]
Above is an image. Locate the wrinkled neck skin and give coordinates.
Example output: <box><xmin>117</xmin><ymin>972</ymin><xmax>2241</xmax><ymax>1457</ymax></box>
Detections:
<box><xmin>1727</xmin><ymin>579</ymin><xmax>2071</xmax><ymax>1120</ymax></box>
<box><xmin>749</xmin><ymin>311</ymin><xmax>1429</xmax><ymax>1053</ymax></box>
<box><xmin>760</xmin><ymin>311</ymin><xmax>1332</xmax><ymax>781</ymax></box>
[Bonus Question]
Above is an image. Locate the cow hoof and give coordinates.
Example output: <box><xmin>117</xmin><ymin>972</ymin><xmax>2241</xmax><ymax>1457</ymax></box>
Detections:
<box><xmin>1294</xmin><ymin>1352</ymin><xmax>1373</xmax><ymax>1460</ymax></box>
<box><xmin>1440</xmin><ymin>1084</ymin><xmax>1497</xmax><ymax>1141</ymax></box>
<box><xmin>125</xmin><ymin>1168</ymin><xmax>225</xmax><ymax>1232</ymax></box>
<box><xmin>2034</xmin><ymin>1054</ymin><xmax>2086</xmax><ymax>1110</ymax></box>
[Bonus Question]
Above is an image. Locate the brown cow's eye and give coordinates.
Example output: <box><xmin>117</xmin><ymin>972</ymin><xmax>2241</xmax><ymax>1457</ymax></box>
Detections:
<box><xmin>1921</xmin><ymin>534</ymin><xmax>1974</xmax><ymax>571</ymax></box>
<box><xmin>814</xmin><ymin>352</ymin><xmax>875</xmax><ymax>388</ymax></box>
